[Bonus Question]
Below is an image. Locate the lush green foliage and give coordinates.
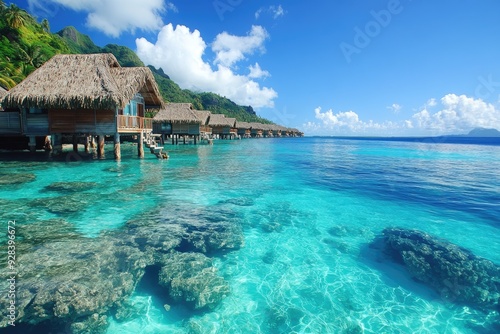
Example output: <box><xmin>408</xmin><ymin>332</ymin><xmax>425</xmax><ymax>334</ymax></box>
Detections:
<box><xmin>0</xmin><ymin>3</ymin><xmax>272</xmax><ymax>123</ymax></box>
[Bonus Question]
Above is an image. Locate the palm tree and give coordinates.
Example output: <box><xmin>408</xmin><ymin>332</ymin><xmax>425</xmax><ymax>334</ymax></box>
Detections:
<box><xmin>18</xmin><ymin>44</ymin><xmax>45</xmax><ymax>68</ymax></box>
<box><xmin>5</xmin><ymin>4</ymin><xmax>28</xmax><ymax>29</ymax></box>
<box><xmin>41</xmin><ymin>18</ymin><xmax>50</xmax><ymax>33</ymax></box>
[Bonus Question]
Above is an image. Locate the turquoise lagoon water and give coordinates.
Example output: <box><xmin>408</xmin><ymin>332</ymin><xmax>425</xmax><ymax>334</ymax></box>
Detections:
<box><xmin>1</xmin><ymin>137</ymin><xmax>499</xmax><ymax>333</ymax></box>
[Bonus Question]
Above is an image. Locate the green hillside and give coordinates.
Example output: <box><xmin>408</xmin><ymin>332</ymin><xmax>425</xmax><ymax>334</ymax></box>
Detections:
<box><xmin>0</xmin><ymin>3</ymin><xmax>272</xmax><ymax>123</ymax></box>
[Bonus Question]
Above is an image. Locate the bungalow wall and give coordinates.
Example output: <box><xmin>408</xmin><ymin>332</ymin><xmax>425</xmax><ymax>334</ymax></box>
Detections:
<box><xmin>49</xmin><ymin>109</ymin><xmax>116</xmax><ymax>134</ymax></box>
<box><xmin>0</xmin><ymin>112</ymin><xmax>22</xmax><ymax>135</ymax></box>
<box><xmin>153</xmin><ymin>122</ymin><xmax>201</xmax><ymax>135</ymax></box>
<box><xmin>211</xmin><ymin>126</ymin><xmax>231</xmax><ymax>135</ymax></box>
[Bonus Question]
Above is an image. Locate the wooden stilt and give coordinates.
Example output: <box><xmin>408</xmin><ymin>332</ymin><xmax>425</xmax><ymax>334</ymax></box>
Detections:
<box><xmin>138</xmin><ymin>131</ymin><xmax>144</xmax><ymax>158</ymax></box>
<box><xmin>44</xmin><ymin>136</ymin><xmax>52</xmax><ymax>151</ymax></box>
<box><xmin>90</xmin><ymin>136</ymin><xmax>96</xmax><ymax>148</ymax></box>
<box><xmin>84</xmin><ymin>136</ymin><xmax>90</xmax><ymax>154</ymax></box>
<box><xmin>194</xmin><ymin>135</ymin><xmax>197</xmax><ymax>145</ymax></box>
<box><xmin>28</xmin><ymin>136</ymin><xmax>36</xmax><ymax>153</ymax></box>
<box><xmin>98</xmin><ymin>135</ymin><xmax>105</xmax><ymax>158</ymax></box>
<box><xmin>171</xmin><ymin>135</ymin><xmax>174</xmax><ymax>145</ymax></box>
<box><xmin>114</xmin><ymin>133</ymin><xmax>121</xmax><ymax>160</ymax></box>
<box><xmin>183</xmin><ymin>136</ymin><xmax>186</xmax><ymax>145</ymax></box>
<box><xmin>51</xmin><ymin>134</ymin><xmax>62</xmax><ymax>156</ymax></box>
<box><xmin>73</xmin><ymin>135</ymin><xmax>78</xmax><ymax>152</ymax></box>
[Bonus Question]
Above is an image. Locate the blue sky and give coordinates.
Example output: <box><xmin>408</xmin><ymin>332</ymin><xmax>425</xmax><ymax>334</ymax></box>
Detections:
<box><xmin>15</xmin><ymin>0</ymin><xmax>500</xmax><ymax>135</ymax></box>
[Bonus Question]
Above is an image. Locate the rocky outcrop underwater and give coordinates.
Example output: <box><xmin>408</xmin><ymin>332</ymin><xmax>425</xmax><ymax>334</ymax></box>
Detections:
<box><xmin>371</xmin><ymin>227</ymin><xmax>500</xmax><ymax>313</ymax></box>
<box><xmin>0</xmin><ymin>203</ymin><xmax>243</xmax><ymax>333</ymax></box>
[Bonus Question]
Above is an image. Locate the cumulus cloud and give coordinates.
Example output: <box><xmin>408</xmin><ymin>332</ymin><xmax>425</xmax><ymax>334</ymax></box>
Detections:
<box><xmin>306</xmin><ymin>107</ymin><xmax>406</xmax><ymax>135</ymax></box>
<box><xmin>387</xmin><ymin>103</ymin><xmax>401</xmax><ymax>114</ymax></box>
<box><xmin>212</xmin><ymin>26</ymin><xmax>269</xmax><ymax>68</ymax></box>
<box><xmin>411</xmin><ymin>94</ymin><xmax>500</xmax><ymax>133</ymax></box>
<box><xmin>248</xmin><ymin>63</ymin><xmax>270</xmax><ymax>79</ymax></box>
<box><xmin>136</xmin><ymin>24</ymin><xmax>277</xmax><ymax>108</ymax></box>
<box><xmin>255</xmin><ymin>5</ymin><xmax>285</xmax><ymax>20</ymax></box>
<box><xmin>28</xmin><ymin>0</ymin><xmax>172</xmax><ymax>37</ymax></box>
<box><xmin>304</xmin><ymin>94</ymin><xmax>500</xmax><ymax>136</ymax></box>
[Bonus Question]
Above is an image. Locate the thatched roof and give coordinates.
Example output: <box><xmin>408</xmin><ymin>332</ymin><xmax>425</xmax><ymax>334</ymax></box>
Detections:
<box><xmin>248</xmin><ymin>122</ymin><xmax>265</xmax><ymax>130</ymax></box>
<box><xmin>236</xmin><ymin>121</ymin><xmax>252</xmax><ymax>129</ymax></box>
<box><xmin>154</xmin><ymin>103</ymin><xmax>204</xmax><ymax>124</ymax></box>
<box><xmin>208</xmin><ymin>114</ymin><xmax>230</xmax><ymax>127</ymax></box>
<box><xmin>225</xmin><ymin>117</ymin><xmax>236</xmax><ymax>127</ymax></box>
<box><xmin>194</xmin><ymin>110</ymin><xmax>211</xmax><ymax>125</ymax></box>
<box><xmin>2</xmin><ymin>53</ymin><xmax>164</xmax><ymax>110</ymax></box>
<box><xmin>0</xmin><ymin>86</ymin><xmax>7</xmax><ymax>100</ymax></box>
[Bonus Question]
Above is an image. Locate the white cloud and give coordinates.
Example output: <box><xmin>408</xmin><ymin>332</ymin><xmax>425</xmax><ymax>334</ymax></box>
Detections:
<box><xmin>387</xmin><ymin>103</ymin><xmax>401</xmax><ymax>114</ymax></box>
<box><xmin>304</xmin><ymin>94</ymin><xmax>500</xmax><ymax>136</ymax></box>
<box><xmin>255</xmin><ymin>5</ymin><xmax>285</xmax><ymax>20</ymax></box>
<box><xmin>248</xmin><ymin>63</ymin><xmax>270</xmax><ymax>79</ymax></box>
<box><xmin>411</xmin><ymin>94</ymin><xmax>500</xmax><ymax>134</ymax></box>
<box><xmin>306</xmin><ymin>107</ymin><xmax>406</xmax><ymax>135</ymax></box>
<box><xmin>136</xmin><ymin>24</ymin><xmax>277</xmax><ymax>108</ymax></box>
<box><xmin>212</xmin><ymin>26</ymin><xmax>269</xmax><ymax>68</ymax></box>
<box><xmin>29</xmin><ymin>0</ymin><xmax>172</xmax><ymax>37</ymax></box>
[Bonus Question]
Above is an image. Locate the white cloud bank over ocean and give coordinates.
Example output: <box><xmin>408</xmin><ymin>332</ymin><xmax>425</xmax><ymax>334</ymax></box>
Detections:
<box><xmin>305</xmin><ymin>94</ymin><xmax>500</xmax><ymax>136</ymax></box>
<box><xmin>136</xmin><ymin>24</ymin><xmax>277</xmax><ymax>108</ymax></box>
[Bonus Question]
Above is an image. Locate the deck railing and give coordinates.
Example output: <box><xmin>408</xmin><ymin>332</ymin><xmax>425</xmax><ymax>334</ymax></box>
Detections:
<box><xmin>117</xmin><ymin>115</ymin><xmax>152</xmax><ymax>131</ymax></box>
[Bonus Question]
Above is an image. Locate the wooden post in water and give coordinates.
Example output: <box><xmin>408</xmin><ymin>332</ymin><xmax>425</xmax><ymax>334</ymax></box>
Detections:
<box><xmin>183</xmin><ymin>136</ymin><xmax>186</xmax><ymax>145</ymax></box>
<box><xmin>194</xmin><ymin>135</ymin><xmax>197</xmax><ymax>145</ymax></box>
<box><xmin>98</xmin><ymin>134</ymin><xmax>105</xmax><ymax>158</ymax></box>
<box><xmin>114</xmin><ymin>133</ymin><xmax>121</xmax><ymax>160</ymax></box>
<box><xmin>138</xmin><ymin>131</ymin><xmax>144</xmax><ymax>158</ymax></box>
<box><xmin>51</xmin><ymin>134</ymin><xmax>62</xmax><ymax>156</ymax></box>
<box><xmin>72</xmin><ymin>135</ymin><xmax>78</xmax><ymax>152</ymax></box>
<box><xmin>84</xmin><ymin>136</ymin><xmax>90</xmax><ymax>154</ymax></box>
<box><xmin>90</xmin><ymin>136</ymin><xmax>96</xmax><ymax>149</ymax></box>
<box><xmin>28</xmin><ymin>136</ymin><xmax>36</xmax><ymax>153</ymax></box>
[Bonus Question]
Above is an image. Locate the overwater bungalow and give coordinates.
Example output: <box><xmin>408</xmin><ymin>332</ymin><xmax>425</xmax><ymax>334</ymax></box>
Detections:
<box><xmin>208</xmin><ymin>114</ymin><xmax>237</xmax><ymax>139</ymax></box>
<box><xmin>153</xmin><ymin>103</ymin><xmax>210</xmax><ymax>144</ymax></box>
<box><xmin>248</xmin><ymin>123</ymin><xmax>264</xmax><ymax>138</ymax></box>
<box><xmin>236</xmin><ymin>121</ymin><xmax>252</xmax><ymax>138</ymax></box>
<box><xmin>1</xmin><ymin>53</ymin><xmax>165</xmax><ymax>159</ymax></box>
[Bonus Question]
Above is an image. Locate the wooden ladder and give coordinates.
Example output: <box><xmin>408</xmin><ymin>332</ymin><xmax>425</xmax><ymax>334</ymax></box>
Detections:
<box><xmin>143</xmin><ymin>131</ymin><xmax>168</xmax><ymax>159</ymax></box>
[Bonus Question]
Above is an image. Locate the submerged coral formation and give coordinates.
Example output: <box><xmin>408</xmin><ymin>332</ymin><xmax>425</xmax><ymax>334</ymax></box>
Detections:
<box><xmin>377</xmin><ymin>227</ymin><xmax>500</xmax><ymax>311</ymax></box>
<box><xmin>0</xmin><ymin>203</ymin><xmax>243</xmax><ymax>333</ymax></box>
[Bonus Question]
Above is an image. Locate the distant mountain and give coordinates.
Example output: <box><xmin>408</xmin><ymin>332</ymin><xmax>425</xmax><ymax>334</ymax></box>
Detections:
<box><xmin>1</xmin><ymin>5</ymin><xmax>271</xmax><ymax>123</ymax></box>
<box><xmin>56</xmin><ymin>26</ymin><xmax>101</xmax><ymax>54</ymax></box>
<box><xmin>466</xmin><ymin>128</ymin><xmax>500</xmax><ymax>137</ymax></box>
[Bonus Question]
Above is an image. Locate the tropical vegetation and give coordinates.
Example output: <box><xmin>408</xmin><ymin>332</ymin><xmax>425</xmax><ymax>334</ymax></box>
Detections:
<box><xmin>0</xmin><ymin>2</ymin><xmax>272</xmax><ymax>123</ymax></box>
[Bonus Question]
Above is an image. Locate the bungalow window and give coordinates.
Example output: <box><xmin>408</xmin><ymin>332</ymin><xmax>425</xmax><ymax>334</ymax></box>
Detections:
<box><xmin>123</xmin><ymin>93</ymin><xmax>145</xmax><ymax>117</ymax></box>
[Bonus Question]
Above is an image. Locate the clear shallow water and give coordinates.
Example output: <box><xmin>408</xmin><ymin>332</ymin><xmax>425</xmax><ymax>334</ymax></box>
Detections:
<box><xmin>1</xmin><ymin>138</ymin><xmax>499</xmax><ymax>333</ymax></box>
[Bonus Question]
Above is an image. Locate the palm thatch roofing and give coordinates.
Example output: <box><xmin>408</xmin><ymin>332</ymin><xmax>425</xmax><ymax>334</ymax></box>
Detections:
<box><xmin>0</xmin><ymin>86</ymin><xmax>7</xmax><ymax>100</ymax></box>
<box><xmin>2</xmin><ymin>53</ymin><xmax>164</xmax><ymax>111</ymax></box>
<box><xmin>153</xmin><ymin>103</ymin><xmax>205</xmax><ymax>124</ymax></box>
<box><xmin>208</xmin><ymin>114</ymin><xmax>231</xmax><ymax>127</ymax></box>
<box><xmin>236</xmin><ymin>121</ymin><xmax>252</xmax><ymax>129</ymax></box>
<box><xmin>225</xmin><ymin>117</ymin><xmax>237</xmax><ymax>127</ymax></box>
<box><xmin>194</xmin><ymin>110</ymin><xmax>211</xmax><ymax>125</ymax></box>
<box><xmin>248</xmin><ymin>122</ymin><xmax>265</xmax><ymax>130</ymax></box>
